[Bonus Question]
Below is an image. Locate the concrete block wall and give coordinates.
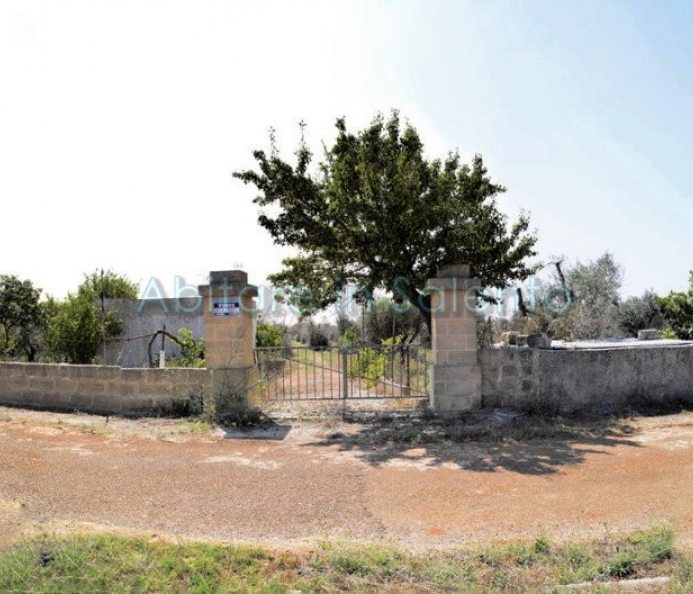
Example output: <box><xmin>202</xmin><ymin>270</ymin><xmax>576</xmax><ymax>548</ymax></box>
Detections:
<box><xmin>101</xmin><ymin>298</ymin><xmax>204</xmax><ymax>367</ymax></box>
<box><xmin>0</xmin><ymin>362</ymin><xmax>211</xmax><ymax>416</ymax></box>
<box><xmin>479</xmin><ymin>344</ymin><xmax>693</xmax><ymax>413</ymax></box>
<box><xmin>0</xmin><ymin>269</ymin><xmax>260</xmax><ymax>418</ymax></box>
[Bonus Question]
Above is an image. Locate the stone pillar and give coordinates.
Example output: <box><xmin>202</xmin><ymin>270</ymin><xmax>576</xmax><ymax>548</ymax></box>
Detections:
<box><xmin>428</xmin><ymin>264</ymin><xmax>482</xmax><ymax>412</ymax></box>
<box><xmin>198</xmin><ymin>270</ymin><xmax>258</xmax><ymax>416</ymax></box>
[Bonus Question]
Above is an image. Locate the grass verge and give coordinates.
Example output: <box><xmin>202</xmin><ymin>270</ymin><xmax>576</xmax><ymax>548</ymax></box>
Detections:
<box><xmin>0</xmin><ymin>526</ymin><xmax>689</xmax><ymax>593</ymax></box>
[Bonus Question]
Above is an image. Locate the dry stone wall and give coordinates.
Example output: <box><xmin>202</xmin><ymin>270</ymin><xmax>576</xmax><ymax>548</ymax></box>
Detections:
<box><xmin>479</xmin><ymin>343</ymin><xmax>693</xmax><ymax>413</ymax></box>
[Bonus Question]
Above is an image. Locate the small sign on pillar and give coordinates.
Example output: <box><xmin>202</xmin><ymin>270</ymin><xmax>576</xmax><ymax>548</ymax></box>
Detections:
<box><xmin>212</xmin><ymin>298</ymin><xmax>240</xmax><ymax>317</ymax></box>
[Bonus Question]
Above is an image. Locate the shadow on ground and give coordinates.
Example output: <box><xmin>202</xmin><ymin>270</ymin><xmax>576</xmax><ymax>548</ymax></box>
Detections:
<box><xmin>222</xmin><ymin>422</ymin><xmax>292</xmax><ymax>441</ymax></box>
<box><xmin>303</xmin><ymin>409</ymin><xmax>642</xmax><ymax>476</ymax></box>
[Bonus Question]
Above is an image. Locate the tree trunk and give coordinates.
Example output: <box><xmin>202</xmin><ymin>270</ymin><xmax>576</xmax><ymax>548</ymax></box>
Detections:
<box><xmin>411</xmin><ymin>291</ymin><xmax>432</xmax><ymax>337</ymax></box>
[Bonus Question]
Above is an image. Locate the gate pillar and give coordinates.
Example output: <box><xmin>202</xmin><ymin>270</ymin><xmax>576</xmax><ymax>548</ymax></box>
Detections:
<box><xmin>428</xmin><ymin>264</ymin><xmax>482</xmax><ymax>412</ymax></box>
<box><xmin>198</xmin><ymin>270</ymin><xmax>258</xmax><ymax>417</ymax></box>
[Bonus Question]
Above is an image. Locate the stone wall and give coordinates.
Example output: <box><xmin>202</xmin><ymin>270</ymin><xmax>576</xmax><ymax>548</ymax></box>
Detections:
<box><xmin>10</xmin><ymin>331</ymin><xmax>693</xmax><ymax>418</ymax></box>
<box><xmin>0</xmin><ymin>362</ymin><xmax>211</xmax><ymax>416</ymax></box>
<box><xmin>479</xmin><ymin>343</ymin><xmax>693</xmax><ymax>413</ymax></box>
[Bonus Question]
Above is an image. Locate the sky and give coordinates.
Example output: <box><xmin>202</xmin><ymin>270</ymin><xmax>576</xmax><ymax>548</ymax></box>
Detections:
<box><xmin>1</xmin><ymin>0</ymin><xmax>692</xmax><ymax>302</ymax></box>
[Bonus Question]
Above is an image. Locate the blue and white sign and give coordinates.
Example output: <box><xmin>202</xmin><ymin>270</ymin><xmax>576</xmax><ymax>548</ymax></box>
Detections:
<box><xmin>212</xmin><ymin>298</ymin><xmax>240</xmax><ymax>317</ymax></box>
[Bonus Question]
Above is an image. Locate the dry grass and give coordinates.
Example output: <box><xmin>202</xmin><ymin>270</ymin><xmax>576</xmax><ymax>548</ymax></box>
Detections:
<box><xmin>0</xmin><ymin>526</ymin><xmax>686</xmax><ymax>593</ymax></box>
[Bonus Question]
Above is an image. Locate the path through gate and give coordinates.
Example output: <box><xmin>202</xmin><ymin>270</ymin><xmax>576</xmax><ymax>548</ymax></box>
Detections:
<box><xmin>254</xmin><ymin>343</ymin><xmax>430</xmax><ymax>405</ymax></box>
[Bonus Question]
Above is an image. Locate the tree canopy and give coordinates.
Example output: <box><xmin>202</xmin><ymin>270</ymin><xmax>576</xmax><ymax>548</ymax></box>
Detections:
<box><xmin>554</xmin><ymin>252</ymin><xmax>623</xmax><ymax>340</ymax></box>
<box><xmin>0</xmin><ymin>275</ymin><xmax>45</xmax><ymax>361</ymax></box>
<box><xmin>80</xmin><ymin>269</ymin><xmax>139</xmax><ymax>302</ymax></box>
<box><xmin>618</xmin><ymin>291</ymin><xmax>664</xmax><ymax>337</ymax></box>
<box><xmin>47</xmin><ymin>269</ymin><xmax>139</xmax><ymax>364</ymax></box>
<box><xmin>656</xmin><ymin>272</ymin><xmax>693</xmax><ymax>340</ymax></box>
<box><xmin>504</xmin><ymin>252</ymin><xmax>625</xmax><ymax>340</ymax></box>
<box><xmin>234</xmin><ymin>111</ymin><xmax>538</xmax><ymax>330</ymax></box>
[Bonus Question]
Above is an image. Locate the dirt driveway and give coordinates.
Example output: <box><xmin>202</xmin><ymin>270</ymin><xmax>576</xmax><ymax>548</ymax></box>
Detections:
<box><xmin>2</xmin><ymin>406</ymin><xmax>693</xmax><ymax>551</ymax></box>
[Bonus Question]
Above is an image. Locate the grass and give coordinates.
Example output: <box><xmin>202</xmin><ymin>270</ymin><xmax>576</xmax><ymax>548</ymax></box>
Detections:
<box><xmin>175</xmin><ymin>419</ymin><xmax>213</xmax><ymax>435</ymax></box>
<box><xmin>0</xmin><ymin>526</ymin><xmax>687</xmax><ymax>593</ymax></box>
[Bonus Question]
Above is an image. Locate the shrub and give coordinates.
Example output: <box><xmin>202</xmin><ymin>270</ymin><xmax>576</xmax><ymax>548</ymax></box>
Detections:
<box><xmin>256</xmin><ymin>322</ymin><xmax>284</xmax><ymax>347</ymax></box>
<box><xmin>166</xmin><ymin>328</ymin><xmax>205</xmax><ymax>368</ymax></box>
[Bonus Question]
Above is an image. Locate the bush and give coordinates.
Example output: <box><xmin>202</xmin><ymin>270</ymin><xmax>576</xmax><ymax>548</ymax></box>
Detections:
<box><xmin>656</xmin><ymin>272</ymin><xmax>693</xmax><ymax>339</ymax></box>
<box><xmin>348</xmin><ymin>347</ymin><xmax>385</xmax><ymax>388</ymax></box>
<box><xmin>618</xmin><ymin>291</ymin><xmax>665</xmax><ymax>337</ymax></box>
<box><xmin>165</xmin><ymin>328</ymin><xmax>205</xmax><ymax>368</ymax></box>
<box><xmin>256</xmin><ymin>322</ymin><xmax>284</xmax><ymax>347</ymax></box>
<box><xmin>309</xmin><ymin>324</ymin><xmax>329</xmax><ymax>350</ymax></box>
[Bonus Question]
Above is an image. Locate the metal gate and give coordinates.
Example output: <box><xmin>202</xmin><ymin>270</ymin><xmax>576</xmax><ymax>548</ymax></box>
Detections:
<box><xmin>254</xmin><ymin>343</ymin><xmax>430</xmax><ymax>403</ymax></box>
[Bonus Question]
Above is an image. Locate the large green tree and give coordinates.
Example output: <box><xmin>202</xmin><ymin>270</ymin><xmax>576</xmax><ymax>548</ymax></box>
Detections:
<box><xmin>48</xmin><ymin>269</ymin><xmax>139</xmax><ymax>364</ymax></box>
<box><xmin>234</xmin><ymin>112</ymin><xmax>537</xmax><ymax>330</ymax></box>
<box><xmin>0</xmin><ymin>275</ymin><xmax>45</xmax><ymax>361</ymax></box>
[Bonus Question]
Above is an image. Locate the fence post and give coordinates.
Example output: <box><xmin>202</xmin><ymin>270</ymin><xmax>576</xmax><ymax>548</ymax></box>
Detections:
<box><xmin>341</xmin><ymin>349</ymin><xmax>349</xmax><ymax>400</ymax></box>
<box><xmin>198</xmin><ymin>270</ymin><xmax>258</xmax><ymax>418</ymax></box>
<box><xmin>427</xmin><ymin>264</ymin><xmax>482</xmax><ymax>412</ymax></box>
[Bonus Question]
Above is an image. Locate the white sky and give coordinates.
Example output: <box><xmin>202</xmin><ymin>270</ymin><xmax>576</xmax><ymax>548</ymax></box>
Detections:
<box><xmin>2</xmin><ymin>1</ymin><xmax>693</xmax><ymax>301</ymax></box>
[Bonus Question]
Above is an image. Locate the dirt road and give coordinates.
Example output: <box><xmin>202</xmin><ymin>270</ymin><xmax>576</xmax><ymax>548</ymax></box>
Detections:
<box><xmin>2</xmin><ymin>407</ymin><xmax>693</xmax><ymax>550</ymax></box>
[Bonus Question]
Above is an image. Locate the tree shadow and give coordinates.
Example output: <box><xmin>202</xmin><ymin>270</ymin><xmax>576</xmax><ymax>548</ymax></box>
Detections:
<box><xmin>222</xmin><ymin>423</ymin><xmax>293</xmax><ymax>440</ymax></box>
<box><xmin>220</xmin><ymin>416</ymin><xmax>293</xmax><ymax>441</ymax></box>
<box><xmin>303</xmin><ymin>409</ymin><xmax>643</xmax><ymax>476</ymax></box>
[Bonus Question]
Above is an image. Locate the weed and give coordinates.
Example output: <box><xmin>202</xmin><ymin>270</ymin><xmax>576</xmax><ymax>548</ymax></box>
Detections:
<box><xmin>557</xmin><ymin>543</ymin><xmax>600</xmax><ymax>584</ymax></box>
<box><xmin>534</xmin><ymin>534</ymin><xmax>551</xmax><ymax>554</ymax></box>
<box><xmin>607</xmin><ymin>554</ymin><xmax>634</xmax><ymax>578</ymax></box>
<box><xmin>177</xmin><ymin>419</ymin><xmax>212</xmax><ymax>435</ymax></box>
<box><xmin>0</xmin><ymin>528</ymin><xmax>684</xmax><ymax>593</ymax></box>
